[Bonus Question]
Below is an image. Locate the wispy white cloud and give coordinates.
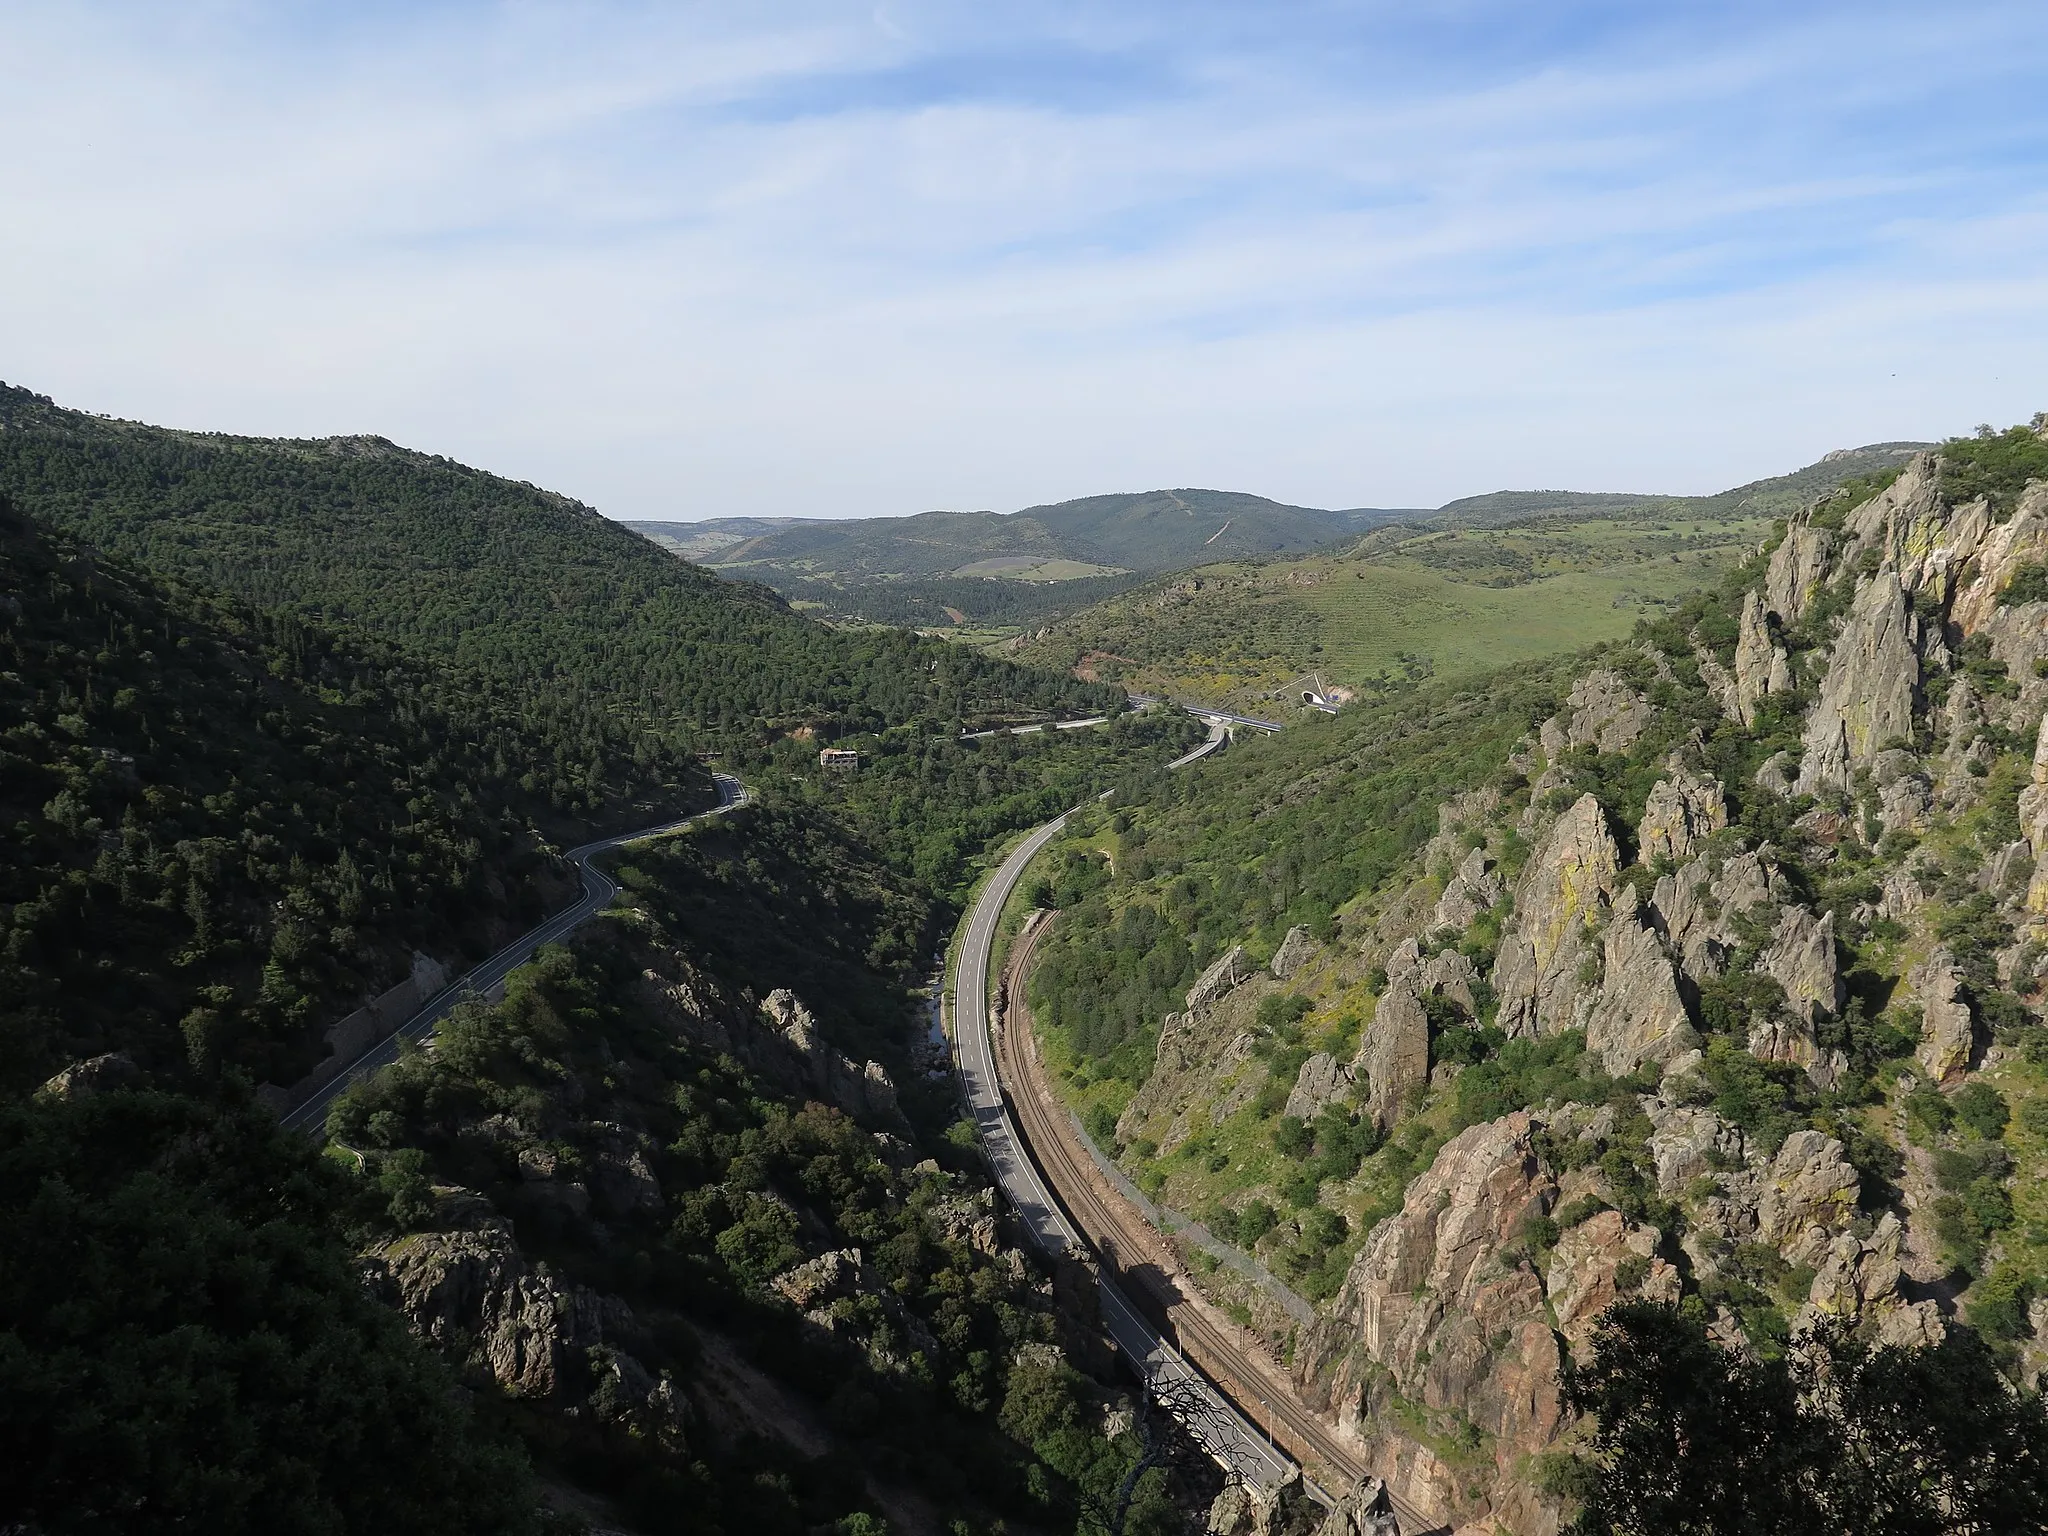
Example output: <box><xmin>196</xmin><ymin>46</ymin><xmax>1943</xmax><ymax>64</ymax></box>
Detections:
<box><xmin>0</xmin><ymin>1</ymin><xmax>2044</xmax><ymax>517</ymax></box>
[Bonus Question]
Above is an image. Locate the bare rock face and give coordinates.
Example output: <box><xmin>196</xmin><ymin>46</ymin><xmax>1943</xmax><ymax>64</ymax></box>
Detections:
<box><xmin>1206</xmin><ymin>1472</ymin><xmax>1318</xmax><ymax>1536</ymax></box>
<box><xmin>1433</xmin><ymin>844</ymin><xmax>1504</xmax><ymax>931</ymax></box>
<box><xmin>1645</xmin><ymin>1101</ymin><xmax>1747</xmax><ymax>1194</ymax></box>
<box><xmin>1759</xmin><ymin>905</ymin><xmax>1842</xmax><ymax>1025</ymax></box>
<box><xmin>1842</xmin><ymin>451</ymin><xmax>1942</xmax><ymax>564</ymax></box>
<box><xmin>1415</xmin><ymin>946</ymin><xmax>1481</xmax><ymax>1017</ymax></box>
<box><xmin>366</xmin><ymin>1221</ymin><xmax>639</xmax><ymax>1402</ymax></box>
<box><xmin>1188</xmin><ymin>945</ymin><xmax>1252</xmax><ymax>1013</ymax></box>
<box><xmin>1271</xmin><ymin>925</ymin><xmax>1317</xmax><ymax>980</ymax></box>
<box><xmin>1546</xmin><ymin>1210</ymin><xmax>1681</xmax><ymax>1350</ymax></box>
<box><xmin>1764</xmin><ymin>520</ymin><xmax>1834</xmax><ymax>623</ymax></box>
<box><xmin>1696</xmin><ymin>647</ymin><xmax>1743</xmax><ymax>724</ymax></box>
<box><xmin>1755</xmin><ymin>1130</ymin><xmax>1861</xmax><ymax>1268</ymax></box>
<box><xmin>1947</xmin><ymin>482</ymin><xmax>2048</xmax><ymax>635</ymax></box>
<box><xmin>1356</xmin><ymin>985</ymin><xmax>1430</xmax><ymax>1129</ymax></box>
<box><xmin>1649</xmin><ymin>848</ymin><xmax>1784</xmax><ymax>983</ymax></box>
<box><xmin>1284</xmin><ymin>1051</ymin><xmax>1355</xmax><ymax>1121</ymax></box>
<box><xmin>1208</xmin><ymin>1032</ymin><xmax>1269</xmax><ymax>1125</ymax></box>
<box><xmin>1747</xmin><ymin>1019</ymin><xmax>1847</xmax><ymax>1092</ymax></box>
<box><xmin>1493</xmin><ymin>795</ymin><xmax>1620</xmax><ymax>1038</ymax></box>
<box><xmin>1732</xmin><ymin>590</ymin><xmax>1794</xmax><ymax>727</ymax></box>
<box><xmin>1636</xmin><ymin>768</ymin><xmax>1728</xmax><ymax>867</ymax></box>
<box><xmin>1911</xmin><ymin>949</ymin><xmax>1977</xmax><ymax>1083</ymax></box>
<box><xmin>1583</xmin><ymin>887</ymin><xmax>1700</xmax><ymax>1075</ymax></box>
<box><xmin>1563</xmin><ymin>669</ymin><xmax>1654</xmax><ymax>755</ymax></box>
<box><xmin>1311</xmin><ymin>1477</ymin><xmax>1403</xmax><ymax>1536</ymax></box>
<box><xmin>1875</xmin><ymin>751</ymin><xmax>1934</xmax><ymax>836</ymax></box>
<box><xmin>770</xmin><ymin>1248</ymin><xmax>870</xmax><ymax>1311</ymax></box>
<box><xmin>1795</xmin><ymin>569</ymin><xmax>1920</xmax><ymax>795</ymax></box>
<box><xmin>36</xmin><ymin>1052</ymin><xmax>141</xmax><ymax>1100</ymax></box>
<box><xmin>1800</xmin><ymin>1212</ymin><xmax>1944</xmax><ymax>1348</ymax></box>
<box><xmin>761</xmin><ymin>989</ymin><xmax>902</xmax><ymax>1124</ymax></box>
<box><xmin>2018</xmin><ymin>713</ymin><xmax>2048</xmax><ymax>922</ymax></box>
<box><xmin>1296</xmin><ymin>1113</ymin><xmax>1567</xmax><ymax>1535</ymax></box>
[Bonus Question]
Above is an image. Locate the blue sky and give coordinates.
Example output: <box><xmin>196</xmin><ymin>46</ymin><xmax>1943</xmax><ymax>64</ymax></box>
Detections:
<box><xmin>3</xmin><ymin>2</ymin><xmax>2045</xmax><ymax>519</ymax></box>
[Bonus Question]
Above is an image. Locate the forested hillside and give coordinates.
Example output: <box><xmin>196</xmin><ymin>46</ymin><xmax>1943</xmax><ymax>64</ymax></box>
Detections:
<box><xmin>1023</xmin><ymin>420</ymin><xmax>2048</xmax><ymax>1531</ymax></box>
<box><xmin>0</xmin><ymin>381</ymin><xmax>1214</xmax><ymax>1534</ymax></box>
<box><xmin>0</xmin><ymin>384</ymin><xmax>1114</xmax><ymax>745</ymax></box>
<box><xmin>0</xmin><ymin>495</ymin><xmax>629</xmax><ymax>1091</ymax></box>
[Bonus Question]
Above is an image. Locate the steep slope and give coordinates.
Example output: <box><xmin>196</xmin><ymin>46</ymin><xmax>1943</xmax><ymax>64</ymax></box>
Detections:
<box><xmin>1022</xmin><ymin>417</ymin><xmax>2048</xmax><ymax>1530</ymax></box>
<box><xmin>0</xmin><ymin>384</ymin><xmax>1112</xmax><ymax>742</ymax></box>
<box><xmin>0</xmin><ymin>496</ymin><xmax>613</xmax><ymax>1093</ymax></box>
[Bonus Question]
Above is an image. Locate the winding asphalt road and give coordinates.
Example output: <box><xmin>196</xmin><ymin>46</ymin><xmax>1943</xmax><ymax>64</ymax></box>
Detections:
<box><xmin>947</xmin><ymin>724</ymin><xmax>1348</xmax><ymax>1496</ymax></box>
<box><xmin>279</xmin><ymin>773</ymin><xmax>749</xmax><ymax>1135</ymax></box>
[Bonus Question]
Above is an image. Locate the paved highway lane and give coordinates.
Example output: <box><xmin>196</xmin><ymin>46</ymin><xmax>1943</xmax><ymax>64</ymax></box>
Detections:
<box><xmin>947</xmin><ymin>723</ymin><xmax>1320</xmax><ymax>1491</ymax></box>
<box><xmin>280</xmin><ymin>773</ymin><xmax>749</xmax><ymax>1136</ymax></box>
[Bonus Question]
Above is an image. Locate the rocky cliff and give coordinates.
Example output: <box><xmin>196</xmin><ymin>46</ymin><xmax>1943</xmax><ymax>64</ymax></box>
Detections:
<box><xmin>1035</xmin><ymin>422</ymin><xmax>2048</xmax><ymax>1534</ymax></box>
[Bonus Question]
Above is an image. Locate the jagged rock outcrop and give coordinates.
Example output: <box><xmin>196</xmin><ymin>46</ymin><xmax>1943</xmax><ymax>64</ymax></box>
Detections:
<box><xmin>2018</xmin><ymin>714</ymin><xmax>2048</xmax><ymax>921</ymax></box>
<box><xmin>1356</xmin><ymin>985</ymin><xmax>1429</xmax><ymax>1129</ymax></box>
<box><xmin>1645</xmin><ymin>1100</ymin><xmax>1746</xmax><ymax>1194</ymax></box>
<box><xmin>929</xmin><ymin>1186</ymin><xmax>1003</xmax><ymax>1257</ymax></box>
<box><xmin>1637</xmin><ymin>769</ymin><xmax>1728</xmax><ymax>867</ymax></box>
<box><xmin>1911</xmin><ymin>949</ymin><xmax>1977</xmax><ymax>1083</ymax></box>
<box><xmin>1583</xmin><ymin>887</ymin><xmax>1700</xmax><ymax>1075</ymax></box>
<box><xmin>639</xmin><ymin>954</ymin><xmax>901</xmax><ymax>1126</ymax></box>
<box><xmin>1764</xmin><ymin>520</ymin><xmax>1833</xmax><ymax>622</ymax></box>
<box><xmin>1188</xmin><ymin>945</ymin><xmax>1251</xmax><ymax>1013</ymax></box>
<box><xmin>1759</xmin><ymin>905</ymin><xmax>1842</xmax><ymax>1025</ymax></box>
<box><xmin>1271</xmin><ymin>925</ymin><xmax>1317</xmax><ymax>980</ymax></box>
<box><xmin>1547</xmin><ymin>1209</ymin><xmax>1681</xmax><ymax>1349</ymax></box>
<box><xmin>1755</xmin><ymin>1130</ymin><xmax>1862</xmax><ymax>1267</ymax></box>
<box><xmin>1118</xmin><ymin>949</ymin><xmax>1277</xmax><ymax>1148</ymax></box>
<box><xmin>1800</xmin><ymin>1212</ymin><xmax>1944</xmax><ymax>1348</ymax></box>
<box><xmin>1416</xmin><ymin>947</ymin><xmax>1480</xmax><ymax>1016</ymax></box>
<box><xmin>760</xmin><ymin>989</ymin><xmax>903</xmax><ymax>1123</ymax></box>
<box><xmin>1297</xmin><ymin>1113</ymin><xmax>1567</xmax><ymax>1534</ymax></box>
<box><xmin>1947</xmin><ymin>481</ymin><xmax>2048</xmax><ymax>634</ymax></box>
<box><xmin>1795</xmin><ymin>569</ymin><xmax>1919</xmax><ymax>794</ymax></box>
<box><xmin>1432</xmin><ymin>844</ymin><xmax>1503</xmax><ymax>931</ymax></box>
<box><xmin>770</xmin><ymin>1248</ymin><xmax>870</xmax><ymax>1311</ymax></box>
<box><xmin>1649</xmin><ymin>848</ymin><xmax>1784</xmax><ymax>983</ymax></box>
<box><xmin>1285</xmin><ymin>1052</ymin><xmax>1355</xmax><ymax>1121</ymax></box>
<box><xmin>1731</xmin><ymin>590</ymin><xmax>1793</xmax><ymax>726</ymax></box>
<box><xmin>1873</xmin><ymin>748</ymin><xmax>1933</xmax><ymax>835</ymax></box>
<box><xmin>1206</xmin><ymin>1471</ymin><xmax>1319</xmax><ymax>1536</ymax></box>
<box><xmin>1492</xmin><ymin>795</ymin><xmax>1620</xmax><ymax>1038</ymax></box>
<box><xmin>1559</xmin><ymin>668</ymin><xmax>1654</xmax><ymax>755</ymax></box>
<box><xmin>366</xmin><ymin>1219</ymin><xmax>656</xmax><ymax>1410</ymax></box>
<box><xmin>1312</xmin><ymin>1478</ymin><xmax>1402</xmax><ymax>1536</ymax></box>
<box><xmin>36</xmin><ymin>1052</ymin><xmax>140</xmax><ymax>1099</ymax></box>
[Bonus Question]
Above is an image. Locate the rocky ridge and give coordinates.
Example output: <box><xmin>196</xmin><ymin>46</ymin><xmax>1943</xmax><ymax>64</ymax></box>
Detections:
<box><xmin>1091</xmin><ymin>429</ymin><xmax>2048</xmax><ymax>1533</ymax></box>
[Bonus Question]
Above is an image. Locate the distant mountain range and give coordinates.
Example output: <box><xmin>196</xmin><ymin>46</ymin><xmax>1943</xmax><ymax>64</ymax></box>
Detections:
<box><xmin>623</xmin><ymin>443</ymin><xmax>1932</xmax><ymax>599</ymax></box>
<box><xmin>628</xmin><ymin>490</ymin><xmax>1423</xmax><ymax>581</ymax></box>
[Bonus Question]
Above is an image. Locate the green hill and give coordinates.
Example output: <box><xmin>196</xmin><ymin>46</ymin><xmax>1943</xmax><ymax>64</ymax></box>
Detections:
<box><xmin>0</xmin><ymin>389</ymin><xmax>1209</xmax><ymax>1532</ymax></box>
<box><xmin>640</xmin><ymin>487</ymin><xmax>1403</xmax><ymax>584</ymax></box>
<box><xmin>0</xmin><ymin>384</ymin><xmax>1113</xmax><ymax>744</ymax></box>
<box><xmin>1008</xmin><ymin>443</ymin><xmax>1935</xmax><ymax>712</ymax></box>
<box><xmin>0</xmin><ymin>495</ymin><xmax>622</xmax><ymax>1092</ymax></box>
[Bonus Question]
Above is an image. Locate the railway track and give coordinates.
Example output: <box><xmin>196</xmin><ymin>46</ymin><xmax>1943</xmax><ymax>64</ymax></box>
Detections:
<box><xmin>993</xmin><ymin>922</ymin><xmax>1444</xmax><ymax>1535</ymax></box>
